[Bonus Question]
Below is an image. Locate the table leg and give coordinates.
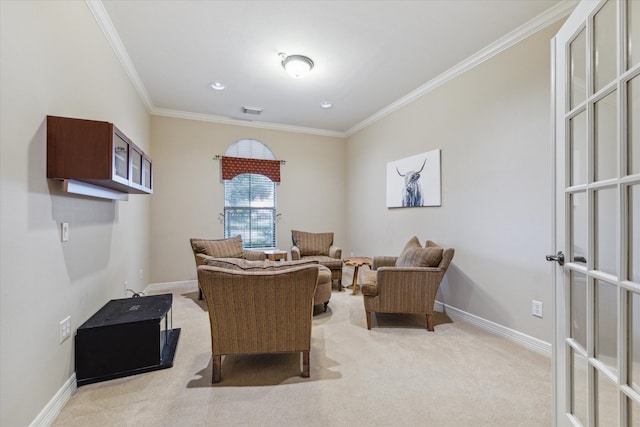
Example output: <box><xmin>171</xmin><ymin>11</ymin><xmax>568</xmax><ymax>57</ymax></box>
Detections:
<box><xmin>352</xmin><ymin>265</ymin><xmax>360</xmax><ymax>295</ymax></box>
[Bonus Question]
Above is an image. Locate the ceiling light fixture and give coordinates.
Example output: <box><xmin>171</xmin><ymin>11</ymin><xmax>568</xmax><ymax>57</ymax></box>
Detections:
<box><xmin>280</xmin><ymin>54</ymin><xmax>314</xmax><ymax>78</ymax></box>
<box><xmin>320</xmin><ymin>101</ymin><xmax>332</xmax><ymax>109</ymax></box>
<box><xmin>210</xmin><ymin>82</ymin><xmax>225</xmax><ymax>91</ymax></box>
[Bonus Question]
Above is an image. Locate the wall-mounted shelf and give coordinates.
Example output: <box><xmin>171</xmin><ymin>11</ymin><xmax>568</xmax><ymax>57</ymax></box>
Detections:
<box><xmin>47</xmin><ymin>116</ymin><xmax>152</xmax><ymax>199</ymax></box>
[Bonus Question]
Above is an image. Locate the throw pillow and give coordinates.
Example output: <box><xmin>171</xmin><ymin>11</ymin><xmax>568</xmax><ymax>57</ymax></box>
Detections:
<box><xmin>291</xmin><ymin>230</ymin><xmax>333</xmax><ymax>256</ymax></box>
<box><xmin>191</xmin><ymin>235</ymin><xmax>244</xmax><ymax>258</ymax></box>
<box><xmin>395</xmin><ymin>247</ymin><xmax>443</xmax><ymax>268</ymax></box>
<box><xmin>400</xmin><ymin>236</ymin><xmax>422</xmax><ymax>253</ymax></box>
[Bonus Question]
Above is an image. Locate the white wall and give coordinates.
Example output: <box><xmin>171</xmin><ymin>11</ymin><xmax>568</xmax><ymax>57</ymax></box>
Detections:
<box><xmin>0</xmin><ymin>2</ymin><xmax>151</xmax><ymax>426</ymax></box>
<box><xmin>345</xmin><ymin>21</ymin><xmax>563</xmax><ymax>342</ymax></box>
<box><xmin>149</xmin><ymin>116</ymin><xmax>346</xmax><ymax>283</ymax></box>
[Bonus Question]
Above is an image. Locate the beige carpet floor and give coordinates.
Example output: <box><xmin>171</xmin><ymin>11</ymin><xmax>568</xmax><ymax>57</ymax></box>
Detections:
<box><xmin>52</xmin><ymin>272</ymin><xmax>552</xmax><ymax>426</ymax></box>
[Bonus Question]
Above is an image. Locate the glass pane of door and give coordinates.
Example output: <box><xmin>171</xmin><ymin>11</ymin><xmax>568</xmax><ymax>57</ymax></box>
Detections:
<box><xmin>629</xmin><ymin>76</ymin><xmax>640</xmax><ymax>175</ymax></box>
<box><xmin>631</xmin><ymin>291</ymin><xmax>640</xmax><ymax>395</ymax></box>
<box><xmin>572</xmin><ymin>349</ymin><xmax>589</xmax><ymax>425</ymax></box>
<box><xmin>571</xmin><ymin>111</ymin><xmax>588</xmax><ymax>185</ymax></box>
<box><xmin>628</xmin><ymin>0</ymin><xmax>640</xmax><ymax>69</ymax></box>
<box><xmin>572</xmin><ymin>192</ymin><xmax>588</xmax><ymax>264</ymax></box>
<box><xmin>631</xmin><ymin>185</ymin><xmax>640</xmax><ymax>283</ymax></box>
<box><xmin>595</xmin><ymin>91</ymin><xmax>618</xmax><ymax>181</ymax></box>
<box><xmin>594</xmin><ymin>0</ymin><xmax>617</xmax><ymax>92</ymax></box>
<box><xmin>596</xmin><ymin>280</ymin><xmax>618</xmax><ymax>372</ymax></box>
<box><xmin>595</xmin><ymin>188</ymin><xmax>617</xmax><ymax>275</ymax></box>
<box><xmin>571</xmin><ymin>271</ymin><xmax>588</xmax><ymax>348</ymax></box>
<box><xmin>571</xmin><ymin>28</ymin><xmax>587</xmax><ymax>110</ymax></box>
<box><xmin>630</xmin><ymin>396</ymin><xmax>640</xmax><ymax>426</ymax></box>
<box><xmin>596</xmin><ymin>370</ymin><xmax>618</xmax><ymax>426</ymax></box>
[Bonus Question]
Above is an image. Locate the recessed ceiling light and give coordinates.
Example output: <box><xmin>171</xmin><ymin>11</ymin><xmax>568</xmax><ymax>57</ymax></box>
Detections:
<box><xmin>210</xmin><ymin>82</ymin><xmax>225</xmax><ymax>91</ymax></box>
<box><xmin>320</xmin><ymin>101</ymin><xmax>332</xmax><ymax>109</ymax></box>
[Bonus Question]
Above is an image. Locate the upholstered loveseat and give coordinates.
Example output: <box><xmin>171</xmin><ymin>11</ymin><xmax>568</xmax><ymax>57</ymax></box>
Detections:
<box><xmin>197</xmin><ymin>264</ymin><xmax>319</xmax><ymax>383</ymax></box>
<box><xmin>360</xmin><ymin>237</ymin><xmax>454</xmax><ymax>331</ymax></box>
<box><xmin>290</xmin><ymin>230</ymin><xmax>343</xmax><ymax>290</ymax></box>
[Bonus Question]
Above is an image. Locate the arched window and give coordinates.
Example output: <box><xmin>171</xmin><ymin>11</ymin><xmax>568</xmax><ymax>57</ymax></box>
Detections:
<box><xmin>223</xmin><ymin>139</ymin><xmax>277</xmax><ymax>248</ymax></box>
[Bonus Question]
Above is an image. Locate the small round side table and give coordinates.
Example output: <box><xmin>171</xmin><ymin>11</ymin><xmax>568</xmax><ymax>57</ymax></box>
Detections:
<box><xmin>343</xmin><ymin>256</ymin><xmax>372</xmax><ymax>295</ymax></box>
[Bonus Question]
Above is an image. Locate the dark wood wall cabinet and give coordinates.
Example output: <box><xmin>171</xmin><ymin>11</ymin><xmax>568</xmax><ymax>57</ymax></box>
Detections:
<box><xmin>47</xmin><ymin>116</ymin><xmax>152</xmax><ymax>196</ymax></box>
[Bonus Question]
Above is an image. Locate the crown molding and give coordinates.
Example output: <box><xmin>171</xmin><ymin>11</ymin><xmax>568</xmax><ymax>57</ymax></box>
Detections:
<box><xmin>345</xmin><ymin>0</ymin><xmax>579</xmax><ymax>137</ymax></box>
<box><xmin>85</xmin><ymin>0</ymin><xmax>154</xmax><ymax>112</ymax></box>
<box><xmin>152</xmin><ymin>108</ymin><xmax>346</xmax><ymax>138</ymax></box>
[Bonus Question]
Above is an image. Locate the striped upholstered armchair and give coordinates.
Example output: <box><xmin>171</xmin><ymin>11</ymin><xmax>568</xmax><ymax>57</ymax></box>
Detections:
<box><xmin>197</xmin><ymin>264</ymin><xmax>319</xmax><ymax>383</ymax></box>
<box><xmin>189</xmin><ymin>235</ymin><xmax>266</xmax><ymax>299</ymax></box>
<box><xmin>360</xmin><ymin>238</ymin><xmax>454</xmax><ymax>331</ymax></box>
<box><xmin>290</xmin><ymin>230</ymin><xmax>343</xmax><ymax>290</ymax></box>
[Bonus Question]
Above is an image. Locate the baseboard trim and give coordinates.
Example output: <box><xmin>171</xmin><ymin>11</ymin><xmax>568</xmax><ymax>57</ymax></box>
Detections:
<box><xmin>144</xmin><ymin>280</ymin><xmax>197</xmax><ymax>295</ymax></box>
<box><xmin>29</xmin><ymin>373</ymin><xmax>76</xmax><ymax>427</ymax></box>
<box><xmin>434</xmin><ymin>301</ymin><xmax>552</xmax><ymax>357</ymax></box>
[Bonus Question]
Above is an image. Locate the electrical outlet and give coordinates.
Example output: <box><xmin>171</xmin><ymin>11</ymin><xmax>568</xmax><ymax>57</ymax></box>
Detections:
<box><xmin>61</xmin><ymin>222</ymin><xmax>69</xmax><ymax>242</ymax></box>
<box><xmin>59</xmin><ymin>316</ymin><xmax>71</xmax><ymax>343</ymax></box>
<box><xmin>532</xmin><ymin>300</ymin><xmax>543</xmax><ymax>318</ymax></box>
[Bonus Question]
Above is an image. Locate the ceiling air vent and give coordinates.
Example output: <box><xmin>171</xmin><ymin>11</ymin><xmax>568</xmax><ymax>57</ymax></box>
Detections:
<box><xmin>241</xmin><ymin>106</ymin><xmax>263</xmax><ymax>115</ymax></box>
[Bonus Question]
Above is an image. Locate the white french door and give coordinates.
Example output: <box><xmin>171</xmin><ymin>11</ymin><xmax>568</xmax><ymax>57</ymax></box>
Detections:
<box><xmin>551</xmin><ymin>0</ymin><xmax>640</xmax><ymax>426</ymax></box>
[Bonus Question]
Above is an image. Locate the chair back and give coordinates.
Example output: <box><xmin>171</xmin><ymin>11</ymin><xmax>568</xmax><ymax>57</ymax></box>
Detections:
<box><xmin>197</xmin><ymin>264</ymin><xmax>318</xmax><ymax>355</ymax></box>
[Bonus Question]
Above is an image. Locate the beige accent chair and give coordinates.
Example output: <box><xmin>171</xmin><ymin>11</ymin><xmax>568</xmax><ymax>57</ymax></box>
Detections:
<box><xmin>197</xmin><ymin>264</ymin><xmax>319</xmax><ymax>383</ymax></box>
<box><xmin>202</xmin><ymin>257</ymin><xmax>332</xmax><ymax>312</ymax></box>
<box><xmin>360</xmin><ymin>238</ymin><xmax>454</xmax><ymax>331</ymax></box>
<box><xmin>190</xmin><ymin>235</ymin><xmax>266</xmax><ymax>299</ymax></box>
<box><xmin>290</xmin><ymin>230</ymin><xmax>343</xmax><ymax>290</ymax></box>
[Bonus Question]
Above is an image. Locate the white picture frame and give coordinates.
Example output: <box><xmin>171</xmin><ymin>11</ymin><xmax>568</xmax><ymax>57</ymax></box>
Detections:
<box><xmin>386</xmin><ymin>149</ymin><xmax>441</xmax><ymax>208</ymax></box>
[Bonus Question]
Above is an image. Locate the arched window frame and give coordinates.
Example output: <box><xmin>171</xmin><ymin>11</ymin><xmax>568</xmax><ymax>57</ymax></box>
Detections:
<box><xmin>222</xmin><ymin>139</ymin><xmax>278</xmax><ymax>249</ymax></box>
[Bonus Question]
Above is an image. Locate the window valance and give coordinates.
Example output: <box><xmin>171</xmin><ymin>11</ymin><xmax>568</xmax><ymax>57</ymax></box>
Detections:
<box><xmin>221</xmin><ymin>156</ymin><xmax>281</xmax><ymax>182</ymax></box>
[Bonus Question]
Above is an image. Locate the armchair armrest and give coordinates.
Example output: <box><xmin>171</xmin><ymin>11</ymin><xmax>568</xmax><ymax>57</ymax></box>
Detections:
<box><xmin>290</xmin><ymin>245</ymin><xmax>301</xmax><ymax>260</ymax></box>
<box><xmin>329</xmin><ymin>245</ymin><xmax>342</xmax><ymax>259</ymax></box>
<box><xmin>375</xmin><ymin>266</ymin><xmax>444</xmax><ymax>300</ymax></box>
<box><xmin>371</xmin><ymin>256</ymin><xmax>398</xmax><ymax>270</ymax></box>
<box><xmin>195</xmin><ymin>253</ymin><xmax>215</xmax><ymax>267</ymax></box>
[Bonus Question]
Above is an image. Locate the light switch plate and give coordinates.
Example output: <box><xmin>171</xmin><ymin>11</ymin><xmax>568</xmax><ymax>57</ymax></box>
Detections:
<box><xmin>61</xmin><ymin>222</ymin><xmax>69</xmax><ymax>242</ymax></box>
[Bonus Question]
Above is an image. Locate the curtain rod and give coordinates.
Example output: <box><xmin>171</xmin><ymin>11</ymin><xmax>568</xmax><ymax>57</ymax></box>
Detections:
<box><xmin>213</xmin><ymin>155</ymin><xmax>285</xmax><ymax>165</ymax></box>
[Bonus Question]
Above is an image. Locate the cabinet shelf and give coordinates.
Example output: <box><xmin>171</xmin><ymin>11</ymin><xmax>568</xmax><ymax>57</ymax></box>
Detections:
<box><xmin>47</xmin><ymin>116</ymin><xmax>153</xmax><ymax>197</ymax></box>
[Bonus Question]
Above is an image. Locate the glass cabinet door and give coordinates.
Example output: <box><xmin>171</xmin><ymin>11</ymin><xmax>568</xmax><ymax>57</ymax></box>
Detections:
<box><xmin>113</xmin><ymin>133</ymin><xmax>129</xmax><ymax>183</ymax></box>
<box><xmin>142</xmin><ymin>156</ymin><xmax>152</xmax><ymax>193</ymax></box>
<box><xmin>131</xmin><ymin>147</ymin><xmax>142</xmax><ymax>188</ymax></box>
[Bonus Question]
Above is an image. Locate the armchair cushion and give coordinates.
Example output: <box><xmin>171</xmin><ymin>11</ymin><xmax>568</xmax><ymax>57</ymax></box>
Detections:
<box><xmin>204</xmin><ymin>257</ymin><xmax>319</xmax><ymax>271</ymax></box>
<box><xmin>292</xmin><ymin>230</ymin><xmax>333</xmax><ymax>256</ymax></box>
<box><xmin>395</xmin><ymin>247</ymin><xmax>443</xmax><ymax>268</ymax></box>
<box><xmin>191</xmin><ymin>235</ymin><xmax>244</xmax><ymax>259</ymax></box>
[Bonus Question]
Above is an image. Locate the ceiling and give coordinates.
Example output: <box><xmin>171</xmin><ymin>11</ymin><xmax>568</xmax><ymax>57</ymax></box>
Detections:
<box><xmin>97</xmin><ymin>0</ymin><xmax>573</xmax><ymax>136</ymax></box>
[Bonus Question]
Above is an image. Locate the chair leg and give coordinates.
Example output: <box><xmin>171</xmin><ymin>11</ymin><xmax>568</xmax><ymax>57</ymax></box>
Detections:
<box><xmin>198</xmin><ymin>288</ymin><xmax>203</xmax><ymax>300</ymax></box>
<box><xmin>426</xmin><ymin>313</ymin><xmax>434</xmax><ymax>332</ymax></box>
<box><xmin>301</xmin><ymin>351</ymin><xmax>310</xmax><ymax>378</ymax></box>
<box><xmin>212</xmin><ymin>355</ymin><xmax>221</xmax><ymax>383</ymax></box>
<box><xmin>366</xmin><ymin>311</ymin><xmax>372</xmax><ymax>330</ymax></box>
<box><xmin>323</xmin><ymin>301</ymin><xmax>328</xmax><ymax>312</ymax></box>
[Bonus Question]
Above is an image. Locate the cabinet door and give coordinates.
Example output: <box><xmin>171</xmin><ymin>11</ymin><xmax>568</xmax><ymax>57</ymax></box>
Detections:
<box><xmin>130</xmin><ymin>146</ymin><xmax>143</xmax><ymax>190</ymax></box>
<box><xmin>112</xmin><ymin>132</ymin><xmax>129</xmax><ymax>185</ymax></box>
<box><xmin>142</xmin><ymin>155</ymin><xmax>152</xmax><ymax>193</ymax></box>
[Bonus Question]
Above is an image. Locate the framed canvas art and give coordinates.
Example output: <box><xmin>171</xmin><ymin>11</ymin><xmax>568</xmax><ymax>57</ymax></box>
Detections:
<box><xmin>386</xmin><ymin>149</ymin><xmax>441</xmax><ymax>208</ymax></box>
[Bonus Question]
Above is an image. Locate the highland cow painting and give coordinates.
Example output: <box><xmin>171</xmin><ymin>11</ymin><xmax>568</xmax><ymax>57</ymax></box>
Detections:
<box><xmin>386</xmin><ymin>149</ymin><xmax>441</xmax><ymax>208</ymax></box>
